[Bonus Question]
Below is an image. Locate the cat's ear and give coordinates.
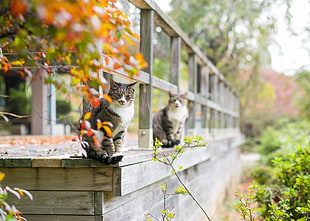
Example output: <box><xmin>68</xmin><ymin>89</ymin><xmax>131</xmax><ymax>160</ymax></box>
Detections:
<box><xmin>129</xmin><ymin>81</ymin><xmax>138</xmax><ymax>87</ymax></box>
<box><xmin>182</xmin><ymin>92</ymin><xmax>188</xmax><ymax>98</ymax></box>
<box><xmin>168</xmin><ymin>91</ymin><xmax>173</xmax><ymax>98</ymax></box>
<box><xmin>109</xmin><ymin>78</ymin><xmax>116</xmax><ymax>86</ymax></box>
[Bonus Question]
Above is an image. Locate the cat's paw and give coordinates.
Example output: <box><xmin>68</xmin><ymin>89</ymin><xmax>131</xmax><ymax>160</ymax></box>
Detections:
<box><xmin>164</xmin><ymin>139</ymin><xmax>174</xmax><ymax>148</ymax></box>
<box><xmin>104</xmin><ymin>155</ymin><xmax>124</xmax><ymax>164</ymax></box>
<box><xmin>174</xmin><ymin>140</ymin><xmax>181</xmax><ymax>145</ymax></box>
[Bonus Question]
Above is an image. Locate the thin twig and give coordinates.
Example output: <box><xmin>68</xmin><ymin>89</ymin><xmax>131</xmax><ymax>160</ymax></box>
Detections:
<box><xmin>0</xmin><ymin>111</ymin><xmax>32</xmax><ymax>119</ymax></box>
<box><xmin>168</xmin><ymin>160</ymin><xmax>211</xmax><ymax>221</ymax></box>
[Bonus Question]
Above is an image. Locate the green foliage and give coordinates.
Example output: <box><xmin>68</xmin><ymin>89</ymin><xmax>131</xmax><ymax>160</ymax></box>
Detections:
<box><xmin>6</xmin><ymin>84</ymin><xmax>30</xmax><ymax>115</ymax></box>
<box><xmin>250</xmin><ymin>166</ymin><xmax>276</xmax><ymax>185</ymax></box>
<box><xmin>56</xmin><ymin>99</ymin><xmax>71</xmax><ymax>120</ymax></box>
<box><xmin>258</xmin><ymin>120</ymin><xmax>310</xmax><ymax>156</ymax></box>
<box><xmin>295</xmin><ymin>69</ymin><xmax>310</xmax><ymax>120</ymax></box>
<box><xmin>0</xmin><ymin>172</ymin><xmax>33</xmax><ymax>221</ymax></box>
<box><xmin>236</xmin><ymin>144</ymin><xmax>310</xmax><ymax>221</ymax></box>
<box><xmin>234</xmin><ymin>192</ymin><xmax>256</xmax><ymax>221</ymax></box>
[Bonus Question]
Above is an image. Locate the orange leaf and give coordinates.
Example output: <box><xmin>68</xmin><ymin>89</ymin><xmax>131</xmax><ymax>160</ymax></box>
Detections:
<box><xmin>103</xmin><ymin>94</ymin><xmax>113</xmax><ymax>103</ymax></box>
<box><xmin>113</xmin><ymin>62</ymin><xmax>121</xmax><ymax>69</ymax></box>
<box><xmin>92</xmin><ymin>136</ymin><xmax>100</xmax><ymax>149</ymax></box>
<box><xmin>104</xmin><ymin>56</ymin><xmax>109</xmax><ymax>66</ymax></box>
<box><xmin>10</xmin><ymin>0</ymin><xmax>27</xmax><ymax>17</ymax></box>
<box><xmin>84</xmin><ymin>112</ymin><xmax>92</xmax><ymax>120</ymax></box>
<box><xmin>4</xmin><ymin>63</ymin><xmax>11</xmax><ymax>72</ymax></box>
<box><xmin>87</xmin><ymin>129</ymin><xmax>94</xmax><ymax>137</ymax></box>
<box><xmin>0</xmin><ymin>172</ymin><xmax>5</xmax><ymax>182</ymax></box>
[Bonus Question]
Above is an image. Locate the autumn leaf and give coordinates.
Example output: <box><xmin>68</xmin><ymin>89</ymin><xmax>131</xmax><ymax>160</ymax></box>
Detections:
<box><xmin>103</xmin><ymin>94</ymin><xmax>112</xmax><ymax>103</ymax></box>
<box><xmin>84</xmin><ymin>112</ymin><xmax>92</xmax><ymax>120</ymax></box>
<box><xmin>4</xmin><ymin>63</ymin><xmax>11</xmax><ymax>72</ymax></box>
<box><xmin>87</xmin><ymin>129</ymin><xmax>94</xmax><ymax>137</ymax></box>
<box><xmin>10</xmin><ymin>60</ymin><xmax>25</xmax><ymax>66</ymax></box>
<box><xmin>104</xmin><ymin>56</ymin><xmax>110</xmax><ymax>66</ymax></box>
<box><xmin>113</xmin><ymin>62</ymin><xmax>121</xmax><ymax>69</ymax></box>
<box><xmin>10</xmin><ymin>0</ymin><xmax>28</xmax><ymax>17</ymax></box>
<box><xmin>0</xmin><ymin>172</ymin><xmax>5</xmax><ymax>182</ymax></box>
<box><xmin>71</xmin><ymin>77</ymin><xmax>81</xmax><ymax>86</ymax></box>
<box><xmin>91</xmin><ymin>97</ymin><xmax>101</xmax><ymax>108</ymax></box>
<box><xmin>103</xmin><ymin>125</ymin><xmax>113</xmax><ymax>138</ymax></box>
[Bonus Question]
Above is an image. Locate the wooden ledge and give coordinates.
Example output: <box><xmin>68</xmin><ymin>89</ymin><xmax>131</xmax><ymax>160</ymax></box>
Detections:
<box><xmin>0</xmin><ymin>134</ymin><xmax>243</xmax><ymax>196</ymax></box>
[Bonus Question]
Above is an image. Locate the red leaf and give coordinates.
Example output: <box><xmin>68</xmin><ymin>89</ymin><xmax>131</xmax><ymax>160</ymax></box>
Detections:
<box><xmin>91</xmin><ymin>97</ymin><xmax>100</xmax><ymax>108</ymax></box>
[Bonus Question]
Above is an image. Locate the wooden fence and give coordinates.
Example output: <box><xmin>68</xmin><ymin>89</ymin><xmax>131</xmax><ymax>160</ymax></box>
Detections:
<box><xmin>105</xmin><ymin>0</ymin><xmax>240</xmax><ymax>148</ymax></box>
<box><xmin>1</xmin><ymin>0</ymin><xmax>244</xmax><ymax>220</ymax></box>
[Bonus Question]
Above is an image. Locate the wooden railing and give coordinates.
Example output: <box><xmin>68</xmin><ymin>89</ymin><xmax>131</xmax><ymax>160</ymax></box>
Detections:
<box><xmin>103</xmin><ymin>0</ymin><xmax>240</xmax><ymax>148</ymax></box>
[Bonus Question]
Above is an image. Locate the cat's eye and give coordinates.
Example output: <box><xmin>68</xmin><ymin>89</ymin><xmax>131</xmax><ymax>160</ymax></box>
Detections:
<box><xmin>126</xmin><ymin>95</ymin><xmax>131</xmax><ymax>99</ymax></box>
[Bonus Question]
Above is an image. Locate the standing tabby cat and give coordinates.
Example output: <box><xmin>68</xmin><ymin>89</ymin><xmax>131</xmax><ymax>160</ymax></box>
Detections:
<box><xmin>80</xmin><ymin>78</ymin><xmax>137</xmax><ymax>164</ymax></box>
<box><xmin>153</xmin><ymin>91</ymin><xmax>188</xmax><ymax>147</ymax></box>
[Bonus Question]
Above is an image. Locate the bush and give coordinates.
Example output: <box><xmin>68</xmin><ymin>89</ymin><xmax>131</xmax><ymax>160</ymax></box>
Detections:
<box><xmin>258</xmin><ymin>120</ymin><xmax>310</xmax><ymax>156</ymax></box>
<box><xmin>236</xmin><ymin>144</ymin><xmax>310</xmax><ymax>220</ymax></box>
<box><xmin>6</xmin><ymin>85</ymin><xmax>30</xmax><ymax>115</ymax></box>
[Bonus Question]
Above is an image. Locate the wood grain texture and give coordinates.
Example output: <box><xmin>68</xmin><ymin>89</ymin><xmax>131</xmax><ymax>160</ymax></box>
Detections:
<box><xmin>115</xmin><ymin>146</ymin><xmax>212</xmax><ymax>196</ymax></box>
<box><xmin>7</xmin><ymin>191</ymin><xmax>94</xmax><ymax>215</ymax></box>
<box><xmin>23</xmin><ymin>215</ymin><xmax>97</xmax><ymax>221</ymax></box>
<box><xmin>0</xmin><ymin>167</ymin><xmax>113</xmax><ymax>191</ymax></box>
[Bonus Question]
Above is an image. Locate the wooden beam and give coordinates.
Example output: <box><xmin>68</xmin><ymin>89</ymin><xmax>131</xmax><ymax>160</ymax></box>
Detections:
<box><xmin>0</xmin><ymin>167</ymin><xmax>113</xmax><ymax>191</ymax></box>
<box><xmin>31</xmin><ymin>69</ymin><xmax>49</xmax><ymax>135</ymax></box>
<box><xmin>170</xmin><ymin>37</ymin><xmax>181</xmax><ymax>89</ymax></box>
<box><xmin>187</xmin><ymin>54</ymin><xmax>197</xmax><ymax>136</ymax></box>
<box><xmin>139</xmin><ymin>9</ymin><xmax>154</xmax><ymax>148</ymax></box>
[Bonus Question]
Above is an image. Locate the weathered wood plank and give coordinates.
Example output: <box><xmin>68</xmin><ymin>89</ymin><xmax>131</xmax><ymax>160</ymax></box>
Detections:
<box><xmin>115</xmin><ymin>146</ymin><xmax>211</xmax><ymax>196</ymax></box>
<box><xmin>139</xmin><ymin>9</ymin><xmax>154</xmax><ymax>148</ymax></box>
<box><xmin>0</xmin><ymin>167</ymin><xmax>113</xmax><ymax>191</ymax></box>
<box><xmin>170</xmin><ymin>37</ymin><xmax>181</xmax><ymax>87</ymax></box>
<box><xmin>23</xmin><ymin>215</ymin><xmax>96</xmax><ymax>221</ymax></box>
<box><xmin>8</xmin><ymin>191</ymin><xmax>94</xmax><ymax>215</ymax></box>
<box><xmin>32</xmin><ymin>158</ymin><xmax>62</xmax><ymax>167</ymax></box>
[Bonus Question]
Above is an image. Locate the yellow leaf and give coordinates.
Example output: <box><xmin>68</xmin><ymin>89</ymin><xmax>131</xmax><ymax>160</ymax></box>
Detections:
<box><xmin>0</xmin><ymin>172</ymin><xmax>5</xmax><ymax>182</ymax></box>
<box><xmin>103</xmin><ymin>125</ymin><xmax>112</xmax><ymax>138</ymax></box>
<box><xmin>103</xmin><ymin>94</ymin><xmax>112</xmax><ymax>103</ymax></box>
<box><xmin>84</xmin><ymin>112</ymin><xmax>92</xmax><ymax>120</ymax></box>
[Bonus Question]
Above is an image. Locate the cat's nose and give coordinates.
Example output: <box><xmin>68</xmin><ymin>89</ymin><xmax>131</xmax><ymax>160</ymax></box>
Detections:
<box><xmin>118</xmin><ymin>99</ymin><xmax>125</xmax><ymax>105</ymax></box>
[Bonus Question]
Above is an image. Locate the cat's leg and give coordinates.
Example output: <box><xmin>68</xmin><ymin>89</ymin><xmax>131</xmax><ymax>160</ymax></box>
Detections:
<box><xmin>163</xmin><ymin>122</ymin><xmax>175</xmax><ymax>147</ymax></box>
<box><xmin>173</xmin><ymin>124</ymin><xmax>183</xmax><ymax>146</ymax></box>
<box><xmin>102</xmin><ymin>137</ymin><xmax>115</xmax><ymax>156</ymax></box>
<box><xmin>113</xmin><ymin>130</ymin><xmax>126</xmax><ymax>155</ymax></box>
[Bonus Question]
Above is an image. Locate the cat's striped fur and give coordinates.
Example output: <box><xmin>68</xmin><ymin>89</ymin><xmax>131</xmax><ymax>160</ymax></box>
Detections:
<box><xmin>80</xmin><ymin>79</ymin><xmax>137</xmax><ymax>164</ymax></box>
<box><xmin>153</xmin><ymin>91</ymin><xmax>188</xmax><ymax>147</ymax></box>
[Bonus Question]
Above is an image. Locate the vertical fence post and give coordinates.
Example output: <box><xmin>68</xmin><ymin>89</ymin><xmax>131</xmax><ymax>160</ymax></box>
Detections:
<box><xmin>170</xmin><ymin>37</ymin><xmax>181</xmax><ymax>89</ymax></box>
<box><xmin>138</xmin><ymin>9</ymin><xmax>154</xmax><ymax>148</ymax></box>
<box><xmin>187</xmin><ymin>53</ymin><xmax>197</xmax><ymax>136</ymax></box>
<box><xmin>201</xmin><ymin>65</ymin><xmax>209</xmax><ymax>139</ymax></box>
<box><xmin>31</xmin><ymin>69</ymin><xmax>49</xmax><ymax>135</ymax></box>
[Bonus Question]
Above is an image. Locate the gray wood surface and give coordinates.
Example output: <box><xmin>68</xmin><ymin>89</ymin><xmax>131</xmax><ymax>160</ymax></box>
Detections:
<box><xmin>7</xmin><ymin>191</ymin><xmax>94</xmax><ymax>215</ymax></box>
<box><xmin>1</xmin><ymin>167</ymin><xmax>113</xmax><ymax>191</ymax></box>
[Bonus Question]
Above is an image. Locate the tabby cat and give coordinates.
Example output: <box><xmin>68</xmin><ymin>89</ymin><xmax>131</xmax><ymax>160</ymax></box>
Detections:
<box><xmin>80</xmin><ymin>78</ymin><xmax>137</xmax><ymax>164</ymax></box>
<box><xmin>153</xmin><ymin>91</ymin><xmax>188</xmax><ymax>147</ymax></box>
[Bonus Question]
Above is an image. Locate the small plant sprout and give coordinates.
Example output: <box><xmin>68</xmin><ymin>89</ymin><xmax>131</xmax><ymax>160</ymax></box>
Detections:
<box><xmin>149</xmin><ymin>136</ymin><xmax>211</xmax><ymax>221</ymax></box>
